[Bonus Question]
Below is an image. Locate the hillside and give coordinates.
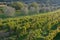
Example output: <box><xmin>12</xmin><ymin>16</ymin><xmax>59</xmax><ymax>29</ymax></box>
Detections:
<box><xmin>0</xmin><ymin>10</ymin><xmax>60</xmax><ymax>40</ymax></box>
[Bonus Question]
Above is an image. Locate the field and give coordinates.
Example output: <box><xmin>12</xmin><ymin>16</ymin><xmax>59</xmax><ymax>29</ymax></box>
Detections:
<box><xmin>0</xmin><ymin>10</ymin><xmax>60</xmax><ymax>40</ymax></box>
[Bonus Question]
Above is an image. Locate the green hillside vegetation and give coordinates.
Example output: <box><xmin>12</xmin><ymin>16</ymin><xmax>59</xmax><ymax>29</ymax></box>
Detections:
<box><xmin>0</xmin><ymin>2</ymin><xmax>60</xmax><ymax>18</ymax></box>
<box><xmin>0</xmin><ymin>10</ymin><xmax>60</xmax><ymax>40</ymax></box>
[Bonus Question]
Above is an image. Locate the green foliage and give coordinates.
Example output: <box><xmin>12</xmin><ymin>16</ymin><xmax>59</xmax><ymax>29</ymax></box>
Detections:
<box><xmin>11</xmin><ymin>2</ymin><xmax>24</xmax><ymax>10</ymax></box>
<box><xmin>30</xmin><ymin>2</ymin><xmax>39</xmax><ymax>8</ymax></box>
<box><xmin>0</xmin><ymin>10</ymin><xmax>60</xmax><ymax>40</ymax></box>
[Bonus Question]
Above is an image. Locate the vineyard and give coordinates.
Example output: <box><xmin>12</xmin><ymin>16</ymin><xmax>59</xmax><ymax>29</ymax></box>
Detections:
<box><xmin>0</xmin><ymin>10</ymin><xmax>60</xmax><ymax>40</ymax></box>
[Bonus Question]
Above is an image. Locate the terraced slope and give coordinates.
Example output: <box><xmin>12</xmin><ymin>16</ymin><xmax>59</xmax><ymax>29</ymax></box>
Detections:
<box><xmin>0</xmin><ymin>10</ymin><xmax>60</xmax><ymax>40</ymax></box>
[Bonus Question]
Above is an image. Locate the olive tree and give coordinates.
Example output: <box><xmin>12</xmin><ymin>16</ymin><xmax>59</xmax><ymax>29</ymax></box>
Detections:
<box><xmin>29</xmin><ymin>7</ymin><xmax>36</xmax><ymax>14</ymax></box>
<box><xmin>11</xmin><ymin>2</ymin><xmax>24</xmax><ymax>10</ymax></box>
<box><xmin>46</xmin><ymin>0</ymin><xmax>51</xmax><ymax>12</ymax></box>
<box><xmin>4</xmin><ymin>6</ymin><xmax>15</xmax><ymax>16</ymax></box>
<box><xmin>30</xmin><ymin>2</ymin><xmax>40</xmax><ymax>13</ymax></box>
<box><xmin>21</xmin><ymin>4</ymin><xmax>29</xmax><ymax>15</ymax></box>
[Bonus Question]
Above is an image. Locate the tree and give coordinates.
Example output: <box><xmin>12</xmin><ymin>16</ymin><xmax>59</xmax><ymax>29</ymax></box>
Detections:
<box><xmin>46</xmin><ymin>0</ymin><xmax>51</xmax><ymax>12</ymax></box>
<box><xmin>30</xmin><ymin>2</ymin><xmax>40</xmax><ymax>13</ymax></box>
<box><xmin>11</xmin><ymin>2</ymin><xmax>24</xmax><ymax>10</ymax></box>
<box><xmin>29</xmin><ymin>7</ymin><xmax>36</xmax><ymax>14</ymax></box>
<box><xmin>31</xmin><ymin>2</ymin><xmax>38</xmax><ymax>8</ymax></box>
<box><xmin>4</xmin><ymin>6</ymin><xmax>15</xmax><ymax>16</ymax></box>
<box><xmin>21</xmin><ymin>4</ymin><xmax>29</xmax><ymax>15</ymax></box>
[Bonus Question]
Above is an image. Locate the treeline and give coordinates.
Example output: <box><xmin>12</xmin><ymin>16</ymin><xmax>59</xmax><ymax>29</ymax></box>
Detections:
<box><xmin>0</xmin><ymin>10</ymin><xmax>60</xmax><ymax>40</ymax></box>
<box><xmin>0</xmin><ymin>2</ymin><xmax>60</xmax><ymax>18</ymax></box>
